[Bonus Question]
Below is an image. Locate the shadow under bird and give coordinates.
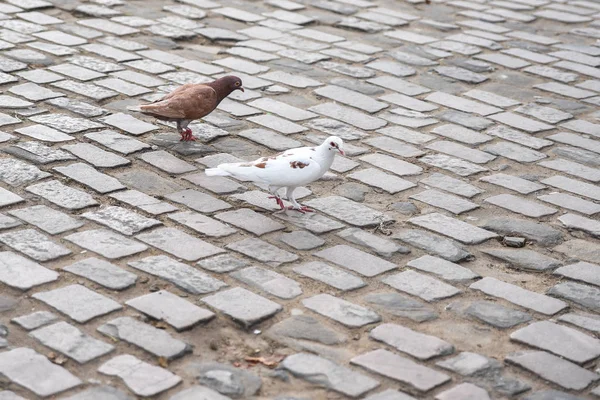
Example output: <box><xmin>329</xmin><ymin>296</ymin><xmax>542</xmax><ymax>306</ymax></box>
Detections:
<box><xmin>128</xmin><ymin>75</ymin><xmax>243</xmax><ymax>141</ymax></box>
<box><xmin>205</xmin><ymin>136</ymin><xmax>345</xmax><ymax>213</ymax></box>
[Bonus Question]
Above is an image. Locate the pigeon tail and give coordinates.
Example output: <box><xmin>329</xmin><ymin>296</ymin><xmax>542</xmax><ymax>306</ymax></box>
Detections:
<box><xmin>205</xmin><ymin>168</ymin><xmax>231</xmax><ymax>177</ymax></box>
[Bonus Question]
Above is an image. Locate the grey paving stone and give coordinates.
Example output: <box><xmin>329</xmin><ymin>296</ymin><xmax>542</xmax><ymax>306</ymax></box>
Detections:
<box><xmin>436</xmin><ymin>351</ymin><xmax>501</xmax><ymax>376</ymax></box>
<box><xmin>226</xmin><ymin>238</ymin><xmax>298</xmax><ymax>267</ymax></box>
<box><xmin>315</xmin><ymin>85</ymin><xmax>388</xmax><ymax>113</ymax></box>
<box><xmin>303</xmin><ymin>293</ymin><xmax>380</xmax><ymax>327</ymax></box>
<box><xmin>0</xmin><ymin>251</ymin><xmax>58</xmax><ymax>290</ymax></box>
<box><xmin>305</xmin><ymin>195</ymin><xmax>392</xmax><ymax>228</ymax></box>
<box><xmin>231</xmin><ymin>266</ymin><xmax>301</xmax><ymax>299</ymax></box>
<box><xmin>0</xmin><ymin>213</ymin><xmax>21</xmax><ymax>230</ymax></box>
<box><xmin>31</xmin><ymin>114</ymin><xmax>104</xmax><ymax>134</ymax></box>
<box><xmin>62</xmin><ymin>386</ymin><xmax>135</xmax><ymax>400</ymax></box>
<box><xmin>408</xmin><ymin>213</ymin><xmax>497</xmax><ymax>244</ymax></box>
<box><xmin>185</xmin><ymin>361</ymin><xmax>261</xmax><ymax>398</ymax></box>
<box><xmin>419</xmin><ymin>154</ymin><xmax>488</xmax><ymax>177</ymax></box>
<box><xmin>426</xmin><ymin>92</ymin><xmax>501</xmax><ymax>116</ymax></box>
<box><xmin>484</xmin><ymin>194</ymin><xmax>557</xmax><ymax>217</ymax></box>
<box><xmin>64</xmin><ymin>257</ymin><xmax>137</xmax><ymax>290</ymax></box>
<box><xmin>480</xmin><ymin>217</ymin><xmax>563</xmax><ymax>246</ymax></box>
<box><xmin>166</xmin><ymin>189</ymin><xmax>231</xmax><ymax>213</ymax></box>
<box><xmin>85</xmin><ymin>130</ymin><xmax>150</xmax><ymax>155</ymax></box>
<box><xmin>16</xmin><ymin>124</ymin><xmax>75</xmax><ymax>143</ymax></box>
<box><xmin>0</xmin><ymin>348</ymin><xmax>81</xmax><ymax>397</ymax></box>
<box><xmin>489</xmin><ymin>112</ymin><xmax>554</xmax><ymax>133</ymax></box>
<box><xmin>62</xmin><ymin>143</ymin><xmax>129</xmax><ymax>168</ymax></box>
<box><xmin>506</xmin><ymin>351</ymin><xmax>599</xmax><ymax>390</ymax></box>
<box><xmin>348</xmin><ymin>168</ymin><xmax>416</xmax><ymax>194</ymax></box>
<box><xmin>543</xmin><ymin>175</ymin><xmax>600</xmax><ymax>201</ymax></box>
<box><xmin>98</xmin><ymin>316</ymin><xmax>191</xmax><ymax>360</ymax></box>
<box><xmin>351</xmin><ymin>349</ymin><xmax>450</xmax><ymax>392</ymax></box>
<box><xmin>511</xmin><ymin>320</ymin><xmax>600</xmax><ymax>364</ymax></box>
<box><xmin>554</xmin><ymin>261</ymin><xmax>600</xmax><ymax>287</ymax></box>
<box><xmin>484</xmin><ymin>142</ymin><xmax>547</xmax><ymax>163</ymax></box>
<box><xmin>420</xmin><ymin>173</ymin><xmax>483</xmax><ymax>198</ymax></box>
<box><xmin>435</xmin><ymin>383</ymin><xmax>491</xmax><ymax>400</ymax></box>
<box><xmin>558</xmin><ymin>312</ymin><xmax>600</xmax><ymax>334</ymax></box>
<box><xmin>280</xmin><ymin>231</ymin><xmax>324</xmax><ymax>250</ymax></box>
<box><xmin>362</xmin><ymin>389</ymin><xmax>416</xmax><ymax>400</ymax></box>
<box><xmin>9</xmin><ymin>82</ymin><xmax>65</xmax><ymax>101</ymax></box>
<box><xmin>426</xmin><ymin>141</ymin><xmax>495</xmax><ymax>164</ymax></box>
<box><xmin>0</xmin><ymin>229</ymin><xmax>71</xmax><ymax>262</ymax></box>
<box><xmin>540</xmin><ymin>159</ymin><xmax>600</xmax><ymax>182</ymax></box>
<box><xmin>434</xmin><ymin>66</ymin><xmax>487</xmax><ymax>83</ymax></box>
<box><xmin>314</xmin><ymin>244</ymin><xmax>397</xmax><ymax>277</ymax></box>
<box><xmin>54</xmin><ymin>163</ymin><xmax>125</xmax><ymax>194</ymax></box>
<box><xmin>371</xmin><ymin>323</ymin><xmax>454</xmax><ymax>360</ymax></box>
<box><xmin>438</xmin><ymin>110</ymin><xmax>493</xmax><ymax>131</ymax></box>
<box><xmin>197</xmin><ymin>254</ymin><xmax>249</xmax><ymax>274</ymax></box>
<box><xmin>169</xmin><ymin>211</ymin><xmax>236</xmax><ymax>238</ymax></box>
<box><xmin>282</xmin><ymin>353</ymin><xmax>379</xmax><ymax>397</ymax></box>
<box><xmin>559</xmin><ymin>213</ymin><xmax>600</xmax><ymax>238</ymax></box>
<box><xmin>470</xmin><ymin>277</ymin><xmax>568</xmax><ymax>315</ymax></box>
<box><xmin>137</xmin><ymin>227</ymin><xmax>224</xmax><ymax>261</ymax></box>
<box><xmin>548</xmin><ymin>281</ymin><xmax>600</xmax><ymax>313</ymax></box>
<box><xmin>49</xmin><ymin>63</ymin><xmax>106</xmax><ymax>81</ymax></box>
<box><xmin>0</xmin><ymin>158</ymin><xmax>51</xmax><ymax>187</ymax></box>
<box><xmin>464</xmin><ymin>300</ymin><xmax>532</xmax><ymax>328</ymax></box>
<box><xmin>488</xmin><ymin>126</ymin><xmax>552</xmax><ymax>149</ymax></box>
<box><xmin>294</xmin><ymin>261</ymin><xmax>365</xmax><ymax>291</ymax></box>
<box><xmin>407</xmin><ymin>255</ymin><xmax>479</xmax><ymax>282</ymax></box>
<box><xmin>169</xmin><ymin>386</ymin><xmax>230</xmax><ymax>400</ymax></box>
<box><xmin>30</xmin><ymin>321</ymin><xmax>114</xmax><ymax>364</ymax></box>
<box><xmin>65</xmin><ymin>229</ymin><xmax>148</xmax><ymax>259</ymax></box>
<box><xmin>365</xmin><ymin>292</ymin><xmax>438</xmax><ymax>322</ymax></box>
<box><xmin>483</xmin><ymin>248</ymin><xmax>562</xmax><ymax>272</ymax></box>
<box><xmin>247</xmin><ymin>114</ymin><xmax>307</xmax><ymax>135</ymax></box>
<box><xmin>383</xmin><ymin>270</ymin><xmax>461</xmax><ymax>302</ymax></box>
<box><xmin>5</xmin><ymin>141</ymin><xmax>76</xmax><ymax>165</ymax></box>
<box><xmin>128</xmin><ymin>255</ymin><xmax>226</xmax><ymax>294</ymax></box>
<box><xmin>480</xmin><ymin>173</ymin><xmax>546</xmax><ymax>194</ymax></box>
<box><xmin>8</xmin><ymin>205</ymin><xmax>82</xmax><ymax>235</ymax></box>
<box><xmin>127</xmin><ymin>290</ymin><xmax>214</xmax><ymax>331</ymax></box>
<box><xmin>26</xmin><ymin>180</ymin><xmax>98</xmax><ymax>210</ymax></box>
<box><xmin>82</xmin><ymin>206</ymin><xmax>161</xmax><ymax>236</ymax></box>
<box><xmin>337</xmin><ymin>228</ymin><xmax>409</xmax><ymax>258</ymax></box>
<box><xmin>99</xmin><ymin>354</ymin><xmax>181</xmax><ymax>397</ymax></box>
<box><xmin>393</xmin><ymin>229</ymin><xmax>472</xmax><ymax>262</ymax></box>
<box><xmin>11</xmin><ymin>311</ymin><xmax>58</xmax><ymax>331</ymax></box>
<box><xmin>309</xmin><ymin>102</ymin><xmax>386</xmax><ymax>130</ymax></box>
<box><xmin>33</xmin><ymin>284</ymin><xmax>122</xmax><ymax>323</ymax></box>
<box><xmin>202</xmin><ymin>287</ymin><xmax>282</xmax><ymax>328</ymax></box>
<box><xmin>410</xmin><ymin>189</ymin><xmax>478</xmax><ymax>215</ymax></box>
<box><xmin>101</xmin><ymin>113</ymin><xmax>157</xmax><ymax>136</ymax></box>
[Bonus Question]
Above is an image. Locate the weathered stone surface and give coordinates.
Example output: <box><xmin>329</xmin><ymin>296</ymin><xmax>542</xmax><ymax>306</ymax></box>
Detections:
<box><xmin>371</xmin><ymin>323</ymin><xmax>454</xmax><ymax>360</ymax></box>
<box><xmin>128</xmin><ymin>255</ymin><xmax>226</xmax><ymax>294</ymax></box>
<box><xmin>231</xmin><ymin>266</ymin><xmax>302</xmax><ymax>299</ymax></box>
<box><xmin>365</xmin><ymin>292</ymin><xmax>438</xmax><ymax>322</ymax></box>
<box><xmin>408</xmin><ymin>213</ymin><xmax>498</xmax><ymax>244</ymax></box>
<box><xmin>99</xmin><ymin>354</ymin><xmax>181</xmax><ymax>397</ymax></box>
<box><xmin>65</xmin><ymin>229</ymin><xmax>148</xmax><ymax>259</ymax></box>
<box><xmin>480</xmin><ymin>217</ymin><xmax>562</xmax><ymax>246</ymax></box>
<box><xmin>0</xmin><ymin>251</ymin><xmax>58</xmax><ymax>290</ymax></box>
<box><xmin>170</xmin><ymin>386</ymin><xmax>230</xmax><ymax>400</ymax></box>
<box><xmin>407</xmin><ymin>255</ymin><xmax>479</xmax><ymax>282</ymax></box>
<box><xmin>33</xmin><ymin>284</ymin><xmax>122</xmax><ymax>323</ymax></box>
<box><xmin>30</xmin><ymin>321</ymin><xmax>114</xmax><ymax>363</ymax></box>
<box><xmin>548</xmin><ymin>281</ymin><xmax>600</xmax><ymax>313</ymax></box>
<box><xmin>137</xmin><ymin>227</ymin><xmax>224</xmax><ymax>261</ymax></box>
<box><xmin>61</xmin><ymin>386</ymin><xmax>135</xmax><ymax>400</ymax></box>
<box><xmin>11</xmin><ymin>311</ymin><xmax>58</xmax><ymax>331</ymax></box>
<box><xmin>303</xmin><ymin>294</ymin><xmax>381</xmax><ymax>327</ymax></box>
<box><xmin>202</xmin><ymin>287</ymin><xmax>282</xmax><ymax>328</ymax></box>
<box><xmin>314</xmin><ymin>245</ymin><xmax>397</xmax><ymax>277</ymax></box>
<box><xmin>383</xmin><ymin>270</ymin><xmax>461</xmax><ymax>302</ymax></box>
<box><xmin>482</xmin><ymin>248</ymin><xmax>562</xmax><ymax>272</ymax></box>
<box><xmin>0</xmin><ymin>348</ymin><xmax>82</xmax><ymax>397</ymax></box>
<box><xmin>510</xmin><ymin>320</ymin><xmax>600</xmax><ymax>364</ymax></box>
<box><xmin>64</xmin><ymin>258</ymin><xmax>137</xmax><ymax>290</ymax></box>
<box><xmin>293</xmin><ymin>262</ymin><xmax>365</xmax><ymax>291</ymax></box>
<box><xmin>98</xmin><ymin>317</ymin><xmax>191</xmax><ymax>360</ymax></box>
<box><xmin>351</xmin><ymin>349</ymin><xmax>450</xmax><ymax>392</ymax></box>
<box><xmin>506</xmin><ymin>351</ymin><xmax>599</xmax><ymax>390</ymax></box>
<box><xmin>0</xmin><ymin>229</ymin><xmax>71</xmax><ymax>262</ymax></box>
<box><xmin>435</xmin><ymin>383</ymin><xmax>491</xmax><ymax>400</ymax></box>
<box><xmin>394</xmin><ymin>229</ymin><xmax>472</xmax><ymax>262</ymax></box>
<box><xmin>436</xmin><ymin>352</ymin><xmax>501</xmax><ymax>376</ymax></box>
<box><xmin>185</xmin><ymin>362</ymin><xmax>261</xmax><ymax>398</ymax></box>
<box><xmin>554</xmin><ymin>262</ymin><xmax>600</xmax><ymax>287</ymax></box>
<box><xmin>470</xmin><ymin>277</ymin><xmax>568</xmax><ymax>315</ymax></box>
<box><xmin>82</xmin><ymin>206</ymin><xmax>161</xmax><ymax>235</ymax></box>
<box><xmin>282</xmin><ymin>353</ymin><xmax>379</xmax><ymax>397</ymax></box>
<box><xmin>226</xmin><ymin>238</ymin><xmax>297</xmax><ymax>267</ymax></box>
<box><xmin>463</xmin><ymin>301</ymin><xmax>531</xmax><ymax>329</ymax></box>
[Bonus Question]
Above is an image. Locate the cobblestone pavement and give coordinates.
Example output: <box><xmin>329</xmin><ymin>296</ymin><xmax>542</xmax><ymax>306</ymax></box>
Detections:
<box><xmin>1</xmin><ymin>0</ymin><xmax>600</xmax><ymax>398</ymax></box>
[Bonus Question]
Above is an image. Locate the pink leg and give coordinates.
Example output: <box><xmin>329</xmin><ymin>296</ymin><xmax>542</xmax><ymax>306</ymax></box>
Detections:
<box><xmin>287</xmin><ymin>205</ymin><xmax>314</xmax><ymax>213</ymax></box>
<box><xmin>268</xmin><ymin>196</ymin><xmax>285</xmax><ymax>209</ymax></box>
<box><xmin>182</xmin><ymin>128</ymin><xmax>196</xmax><ymax>141</ymax></box>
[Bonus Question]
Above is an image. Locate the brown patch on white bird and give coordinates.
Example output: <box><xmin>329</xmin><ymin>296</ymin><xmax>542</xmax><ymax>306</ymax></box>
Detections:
<box><xmin>289</xmin><ymin>161</ymin><xmax>309</xmax><ymax>169</ymax></box>
<box><xmin>255</xmin><ymin>162</ymin><xmax>267</xmax><ymax>169</ymax></box>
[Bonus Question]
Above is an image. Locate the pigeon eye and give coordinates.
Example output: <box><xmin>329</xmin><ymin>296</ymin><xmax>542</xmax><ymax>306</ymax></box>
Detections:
<box><xmin>330</xmin><ymin>141</ymin><xmax>336</xmax><ymax>147</ymax></box>
<box><xmin>235</xmin><ymin>82</ymin><xmax>240</xmax><ymax>86</ymax></box>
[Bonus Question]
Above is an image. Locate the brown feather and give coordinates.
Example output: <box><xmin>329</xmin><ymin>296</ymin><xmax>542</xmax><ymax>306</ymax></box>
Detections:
<box><xmin>140</xmin><ymin>84</ymin><xmax>218</xmax><ymax>120</ymax></box>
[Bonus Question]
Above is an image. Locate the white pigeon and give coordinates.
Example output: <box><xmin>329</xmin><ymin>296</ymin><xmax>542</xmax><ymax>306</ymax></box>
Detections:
<box><xmin>205</xmin><ymin>136</ymin><xmax>345</xmax><ymax>212</ymax></box>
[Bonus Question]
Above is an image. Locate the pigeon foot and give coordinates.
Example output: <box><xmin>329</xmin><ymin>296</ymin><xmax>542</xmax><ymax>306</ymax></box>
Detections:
<box><xmin>268</xmin><ymin>196</ymin><xmax>285</xmax><ymax>209</ymax></box>
<box><xmin>180</xmin><ymin>128</ymin><xmax>197</xmax><ymax>141</ymax></box>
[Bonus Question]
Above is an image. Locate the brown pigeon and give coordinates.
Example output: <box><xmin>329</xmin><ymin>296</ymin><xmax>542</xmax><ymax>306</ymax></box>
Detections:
<box><xmin>129</xmin><ymin>75</ymin><xmax>243</xmax><ymax>141</ymax></box>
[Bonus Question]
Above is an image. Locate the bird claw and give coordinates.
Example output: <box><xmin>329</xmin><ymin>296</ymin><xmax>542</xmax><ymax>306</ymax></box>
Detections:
<box><xmin>268</xmin><ymin>196</ymin><xmax>285</xmax><ymax>209</ymax></box>
<box><xmin>179</xmin><ymin>128</ymin><xmax>197</xmax><ymax>142</ymax></box>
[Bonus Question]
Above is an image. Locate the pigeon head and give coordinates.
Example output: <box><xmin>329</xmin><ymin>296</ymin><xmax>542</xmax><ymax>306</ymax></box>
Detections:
<box><xmin>324</xmin><ymin>136</ymin><xmax>345</xmax><ymax>156</ymax></box>
<box><xmin>219</xmin><ymin>75</ymin><xmax>244</xmax><ymax>93</ymax></box>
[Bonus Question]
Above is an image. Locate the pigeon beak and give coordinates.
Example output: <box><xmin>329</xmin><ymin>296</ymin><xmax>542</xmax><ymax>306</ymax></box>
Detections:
<box><xmin>238</xmin><ymin>87</ymin><xmax>245</xmax><ymax>92</ymax></box>
<box><xmin>338</xmin><ymin>149</ymin><xmax>345</xmax><ymax>156</ymax></box>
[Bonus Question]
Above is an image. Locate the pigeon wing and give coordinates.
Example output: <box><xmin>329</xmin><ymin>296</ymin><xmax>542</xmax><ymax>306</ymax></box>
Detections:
<box><xmin>140</xmin><ymin>85</ymin><xmax>218</xmax><ymax>120</ymax></box>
